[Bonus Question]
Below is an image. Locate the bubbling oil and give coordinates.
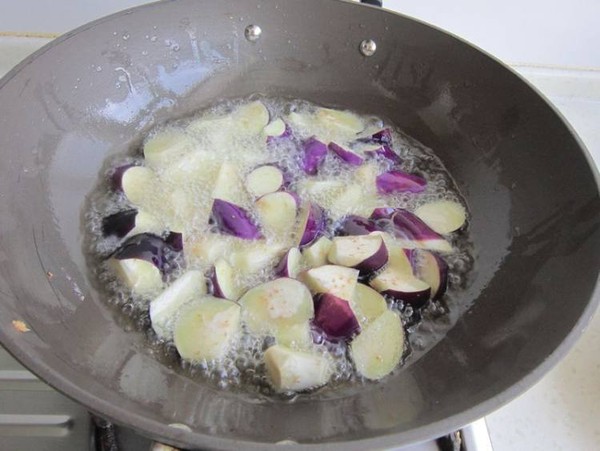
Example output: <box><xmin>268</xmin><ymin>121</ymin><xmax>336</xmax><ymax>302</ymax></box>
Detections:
<box><xmin>84</xmin><ymin>96</ymin><xmax>473</xmax><ymax>399</ymax></box>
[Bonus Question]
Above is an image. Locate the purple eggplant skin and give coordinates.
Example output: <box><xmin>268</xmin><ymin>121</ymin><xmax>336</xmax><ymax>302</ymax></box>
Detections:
<box><xmin>208</xmin><ymin>266</ymin><xmax>226</xmax><ymax>299</ymax></box>
<box><xmin>380</xmin><ymin>286</ymin><xmax>431</xmax><ymax>309</ymax></box>
<box><xmin>354</xmin><ymin>239</ymin><xmax>389</xmax><ymax>275</ymax></box>
<box><xmin>299</xmin><ymin>203</ymin><xmax>326</xmax><ymax>246</ymax></box>
<box><xmin>164</xmin><ymin>232</ymin><xmax>183</xmax><ymax>252</ymax></box>
<box><xmin>408</xmin><ymin>250</ymin><xmax>449</xmax><ymax>300</ymax></box>
<box><xmin>370</xmin><ymin>207</ymin><xmax>397</xmax><ymax>221</ymax></box>
<box><xmin>358</xmin><ymin>128</ymin><xmax>393</xmax><ymax>145</ymax></box>
<box><xmin>110</xmin><ymin>164</ymin><xmax>135</xmax><ymax>192</ymax></box>
<box><xmin>335</xmin><ymin>215</ymin><xmax>382</xmax><ymax>236</ymax></box>
<box><xmin>210</xmin><ymin>199</ymin><xmax>263</xmax><ymax>240</ymax></box>
<box><xmin>433</xmin><ymin>255</ymin><xmax>449</xmax><ymax>299</ymax></box>
<box><xmin>392</xmin><ymin>209</ymin><xmax>444</xmax><ymax>241</ymax></box>
<box><xmin>363</xmin><ymin>145</ymin><xmax>401</xmax><ymax>164</ymax></box>
<box><xmin>301</xmin><ymin>137</ymin><xmax>328</xmax><ymax>175</ymax></box>
<box><xmin>102</xmin><ymin>209</ymin><xmax>137</xmax><ymax>238</ymax></box>
<box><xmin>313</xmin><ymin>293</ymin><xmax>361</xmax><ymax>341</ymax></box>
<box><xmin>328</xmin><ymin>142</ymin><xmax>364</xmax><ymax>166</ymax></box>
<box><xmin>111</xmin><ymin>233</ymin><xmax>181</xmax><ymax>274</ymax></box>
<box><xmin>274</xmin><ymin>248</ymin><xmax>297</xmax><ymax>278</ymax></box>
<box><xmin>376</xmin><ymin>170</ymin><xmax>427</xmax><ymax>194</ymax></box>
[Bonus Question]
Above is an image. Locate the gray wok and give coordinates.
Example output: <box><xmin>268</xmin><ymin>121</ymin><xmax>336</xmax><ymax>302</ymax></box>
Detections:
<box><xmin>0</xmin><ymin>0</ymin><xmax>599</xmax><ymax>449</ymax></box>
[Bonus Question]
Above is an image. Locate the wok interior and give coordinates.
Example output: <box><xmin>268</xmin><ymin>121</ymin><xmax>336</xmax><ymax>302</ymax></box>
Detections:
<box><xmin>0</xmin><ymin>0</ymin><xmax>598</xmax><ymax>448</ymax></box>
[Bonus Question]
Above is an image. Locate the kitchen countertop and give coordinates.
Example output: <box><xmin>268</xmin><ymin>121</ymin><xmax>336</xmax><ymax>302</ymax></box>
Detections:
<box><xmin>1</xmin><ymin>36</ymin><xmax>599</xmax><ymax>451</ymax></box>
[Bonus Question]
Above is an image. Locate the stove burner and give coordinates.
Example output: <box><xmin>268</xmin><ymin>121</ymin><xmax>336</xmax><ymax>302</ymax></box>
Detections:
<box><xmin>1</xmin><ymin>347</ymin><xmax>490</xmax><ymax>451</ymax></box>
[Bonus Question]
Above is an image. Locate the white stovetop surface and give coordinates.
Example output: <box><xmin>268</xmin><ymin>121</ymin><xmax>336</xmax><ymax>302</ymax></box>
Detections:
<box><xmin>1</xmin><ymin>35</ymin><xmax>599</xmax><ymax>451</ymax></box>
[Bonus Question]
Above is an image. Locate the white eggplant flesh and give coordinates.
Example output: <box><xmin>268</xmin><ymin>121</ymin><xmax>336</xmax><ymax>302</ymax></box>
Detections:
<box><xmin>414</xmin><ymin>200</ymin><xmax>467</xmax><ymax>234</ymax></box>
<box><xmin>302</xmin><ymin>265</ymin><xmax>359</xmax><ymax>301</ymax></box>
<box><xmin>301</xmin><ymin>237</ymin><xmax>333</xmax><ymax>268</ymax></box>
<box><xmin>150</xmin><ymin>270</ymin><xmax>207</xmax><ymax>339</ymax></box>
<box><xmin>121</xmin><ymin>166</ymin><xmax>159</xmax><ymax>209</ymax></box>
<box><xmin>143</xmin><ymin>131</ymin><xmax>196</xmax><ymax>168</ymax></box>
<box><xmin>351</xmin><ymin>283</ymin><xmax>388</xmax><ymax>327</ymax></box>
<box><xmin>211</xmin><ymin>162</ymin><xmax>248</xmax><ymax>205</ymax></box>
<box><xmin>327</xmin><ymin>234</ymin><xmax>388</xmax><ymax>274</ymax></box>
<box><xmin>108</xmin><ymin>258</ymin><xmax>163</xmax><ymax>297</ymax></box>
<box><xmin>173</xmin><ymin>297</ymin><xmax>241</xmax><ymax>362</ymax></box>
<box><xmin>246</xmin><ymin>165</ymin><xmax>284</xmax><ymax>198</ymax></box>
<box><xmin>238</xmin><ymin>278</ymin><xmax>314</xmax><ymax>334</ymax></box>
<box><xmin>264</xmin><ymin>345</ymin><xmax>332</xmax><ymax>392</ymax></box>
<box><xmin>350</xmin><ymin>310</ymin><xmax>404</xmax><ymax>380</ymax></box>
<box><xmin>255</xmin><ymin>192</ymin><xmax>298</xmax><ymax>236</ymax></box>
<box><xmin>273</xmin><ymin>322</ymin><xmax>313</xmax><ymax>350</ymax></box>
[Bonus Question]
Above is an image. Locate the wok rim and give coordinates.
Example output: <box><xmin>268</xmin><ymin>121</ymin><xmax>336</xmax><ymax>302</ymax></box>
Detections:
<box><xmin>0</xmin><ymin>0</ymin><xmax>599</xmax><ymax>449</ymax></box>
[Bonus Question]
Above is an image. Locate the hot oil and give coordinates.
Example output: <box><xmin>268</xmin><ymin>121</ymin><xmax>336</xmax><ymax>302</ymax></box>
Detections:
<box><xmin>83</xmin><ymin>96</ymin><xmax>474</xmax><ymax>399</ymax></box>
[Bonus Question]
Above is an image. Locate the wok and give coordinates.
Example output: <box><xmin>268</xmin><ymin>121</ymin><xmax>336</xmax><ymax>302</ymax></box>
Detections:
<box><xmin>0</xmin><ymin>0</ymin><xmax>599</xmax><ymax>449</ymax></box>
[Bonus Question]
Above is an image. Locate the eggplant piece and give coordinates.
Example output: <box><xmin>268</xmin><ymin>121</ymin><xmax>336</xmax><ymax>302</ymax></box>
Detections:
<box><xmin>121</xmin><ymin>166</ymin><xmax>159</xmax><ymax>207</ymax></box>
<box><xmin>160</xmin><ymin>150</ymin><xmax>220</xmax><ymax>188</ymax></box>
<box><xmin>102</xmin><ymin>210</ymin><xmax>138</xmax><ymax>238</ymax></box>
<box><xmin>301</xmin><ymin>237</ymin><xmax>333</xmax><ymax>268</ymax></box>
<box><xmin>411</xmin><ymin>250</ymin><xmax>449</xmax><ymax>300</ymax></box>
<box><xmin>108</xmin><ymin>258</ymin><xmax>163</xmax><ymax>297</ymax></box>
<box><xmin>351</xmin><ymin>283</ymin><xmax>388</xmax><ymax>327</ymax></box>
<box><xmin>363</xmin><ymin>145</ymin><xmax>401</xmax><ymax>163</ymax></box>
<box><xmin>245</xmin><ymin>165</ymin><xmax>284</xmax><ymax>198</ymax></box>
<box><xmin>228</xmin><ymin>241</ymin><xmax>285</xmax><ymax>275</ymax></box>
<box><xmin>376</xmin><ymin>170</ymin><xmax>427</xmax><ymax>194</ymax></box>
<box><xmin>287</xmin><ymin>108</ymin><xmax>363</xmax><ymax>143</ymax></box>
<box><xmin>232</xmin><ymin>100</ymin><xmax>270</xmax><ymax>135</ymax></box>
<box><xmin>302</xmin><ymin>265</ymin><xmax>359</xmax><ymax>301</ymax></box>
<box><xmin>164</xmin><ymin>232</ymin><xmax>183</xmax><ymax>252</ymax></box>
<box><xmin>238</xmin><ymin>278</ymin><xmax>314</xmax><ymax>335</ymax></box>
<box><xmin>111</xmin><ymin>233</ymin><xmax>181</xmax><ymax>273</ymax></box>
<box><xmin>150</xmin><ymin>270</ymin><xmax>207</xmax><ymax>339</ymax></box>
<box><xmin>108</xmin><ymin>232</ymin><xmax>181</xmax><ymax>296</ymax></box>
<box><xmin>173</xmin><ymin>296</ymin><xmax>241</xmax><ymax>362</ymax></box>
<box><xmin>328</xmin><ymin>142</ymin><xmax>364</xmax><ymax>166</ymax></box>
<box><xmin>273</xmin><ymin>322</ymin><xmax>312</xmax><ymax>350</ymax></box>
<box><xmin>358</xmin><ymin>128</ymin><xmax>393</xmax><ymax>145</ymax></box>
<box><xmin>255</xmin><ymin>192</ymin><xmax>298</xmax><ymax>236</ymax></box>
<box><xmin>183</xmin><ymin>233</ymin><xmax>236</xmax><ymax>267</ymax></box>
<box><xmin>209</xmin><ymin>258</ymin><xmax>241</xmax><ymax>301</ymax></box>
<box><xmin>370</xmin><ymin>270</ymin><xmax>431</xmax><ymax>307</ymax></box>
<box><xmin>143</xmin><ymin>130</ymin><xmax>195</xmax><ymax>168</ymax></box>
<box><xmin>336</xmin><ymin>215</ymin><xmax>381</xmax><ymax>236</ymax></box>
<box><xmin>391</xmin><ymin>209</ymin><xmax>453</xmax><ymax>253</ymax></box>
<box><xmin>275</xmin><ymin>247</ymin><xmax>303</xmax><ymax>279</ymax></box>
<box><xmin>328</xmin><ymin>185</ymin><xmax>378</xmax><ymax>221</ymax></box>
<box><xmin>314</xmin><ymin>107</ymin><xmax>364</xmax><ymax>135</ymax></box>
<box><xmin>211</xmin><ymin>162</ymin><xmax>248</xmax><ymax>205</ymax></box>
<box><xmin>368</xmin><ymin>238</ymin><xmax>431</xmax><ymax>308</ymax></box>
<box><xmin>301</xmin><ymin>137</ymin><xmax>328</xmax><ymax>175</ymax></box>
<box><xmin>414</xmin><ymin>200</ymin><xmax>467</xmax><ymax>234</ymax></box>
<box><xmin>327</xmin><ymin>234</ymin><xmax>388</xmax><ymax>274</ymax></box>
<box><xmin>297</xmin><ymin>202</ymin><xmax>326</xmax><ymax>246</ymax></box>
<box><xmin>110</xmin><ymin>163</ymin><xmax>135</xmax><ymax>192</ymax></box>
<box><xmin>264</xmin><ymin>345</ymin><xmax>332</xmax><ymax>392</ymax></box>
<box><xmin>350</xmin><ymin>310</ymin><xmax>404</xmax><ymax>380</ymax></box>
<box><xmin>370</xmin><ymin>207</ymin><xmax>396</xmax><ymax>221</ymax></box>
<box><xmin>353</xmin><ymin>163</ymin><xmax>380</xmax><ymax>189</ymax></box>
<box><xmin>210</xmin><ymin>199</ymin><xmax>262</xmax><ymax>240</ymax></box>
<box><xmin>314</xmin><ymin>293</ymin><xmax>361</xmax><ymax>340</ymax></box>
<box><xmin>263</xmin><ymin>118</ymin><xmax>288</xmax><ymax>138</ymax></box>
